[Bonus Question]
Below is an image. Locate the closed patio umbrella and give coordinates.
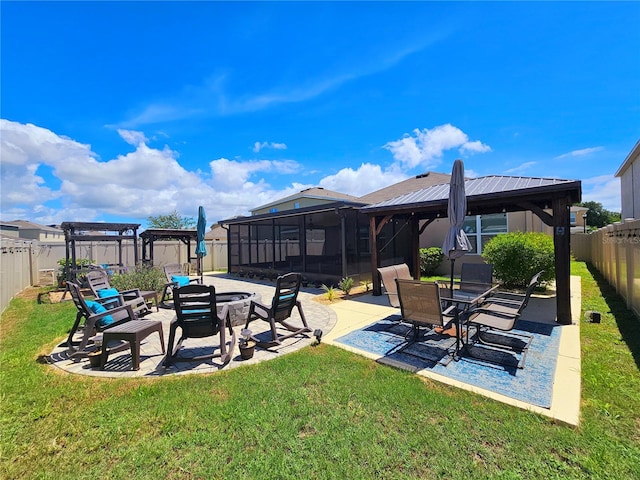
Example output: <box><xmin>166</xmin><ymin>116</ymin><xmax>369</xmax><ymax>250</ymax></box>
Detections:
<box><xmin>442</xmin><ymin>159</ymin><xmax>471</xmax><ymax>294</ymax></box>
<box><xmin>196</xmin><ymin>205</ymin><xmax>208</xmax><ymax>283</ymax></box>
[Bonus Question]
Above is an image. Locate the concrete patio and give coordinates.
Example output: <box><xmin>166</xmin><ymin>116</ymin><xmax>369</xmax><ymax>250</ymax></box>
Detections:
<box><xmin>48</xmin><ymin>273</ymin><xmax>581</xmax><ymax>426</ymax></box>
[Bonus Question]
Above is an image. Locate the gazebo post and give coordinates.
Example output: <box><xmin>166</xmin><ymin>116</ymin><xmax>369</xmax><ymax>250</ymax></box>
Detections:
<box><xmin>370</xmin><ymin>216</ymin><xmax>381</xmax><ymax>296</ymax></box>
<box><xmin>553</xmin><ymin>195</ymin><xmax>572</xmax><ymax>325</ymax></box>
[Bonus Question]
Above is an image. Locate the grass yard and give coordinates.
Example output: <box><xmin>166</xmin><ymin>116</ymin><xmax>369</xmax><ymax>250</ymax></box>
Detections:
<box><xmin>1</xmin><ymin>262</ymin><xmax>639</xmax><ymax>479</ymax></box>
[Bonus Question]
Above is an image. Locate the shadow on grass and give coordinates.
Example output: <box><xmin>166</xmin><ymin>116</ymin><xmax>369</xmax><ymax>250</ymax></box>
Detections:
<box><xmin>586</xmin><ymin>263</ymin><xmax>640</xmax><ymax>371</ymax></box>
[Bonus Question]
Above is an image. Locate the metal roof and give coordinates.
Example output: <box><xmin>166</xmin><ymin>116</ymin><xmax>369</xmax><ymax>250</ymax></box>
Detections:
<box><xmin>361</xmin><ymin>175</ymin><xmax>582</xmax><ymax>216</ymax></box>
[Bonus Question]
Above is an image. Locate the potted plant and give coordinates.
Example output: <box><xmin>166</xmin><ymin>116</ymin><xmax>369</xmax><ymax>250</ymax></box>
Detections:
<box><xmin>87</xmin><ymin>335</ymin><xmax>103</xmax><ymax>368</ymax></box>
<box><xmin>239</xmin><ymin>328</ymin><xmax>256</xmax><ymax>360</ymax></box>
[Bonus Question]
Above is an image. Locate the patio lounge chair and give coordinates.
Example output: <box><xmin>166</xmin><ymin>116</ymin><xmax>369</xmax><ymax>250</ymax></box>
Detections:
<box><xmin>464</xmin><ymin>271</ymin><xmax>544</xmax><ymax>368</ymax></box>
<box><xmin>86</xmin><ymin>269</ymin><xmax>157</xmax><ymax>313</ymax></box>
<box><xmin>244</xmin><ymin>272</ymin><xmax>311</xmax><ymax>348</ymax></box>
<box><xmin>66</xmin><ymin>281</ymin><xmax>139</xmax><ymax>357</ymax></box>
<box><xmin>377</xmin><ymin>263</ymin><xmax>412</xmax><ymax>307</ymax></box>
<box><xmin>159</xmin><ymin>263</ymin><xmax>202</xmax><ymax>308</ymax></box>
<box><xmin>163</xmin><ymin>284</ymin><xmax>236</xmax><ymax>367</ymax></box>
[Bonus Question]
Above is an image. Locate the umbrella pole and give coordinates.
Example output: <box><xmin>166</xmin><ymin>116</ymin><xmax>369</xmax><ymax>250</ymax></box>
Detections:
<box><xmin>449</xmin><ymin>259</ymin><xmax>455</xmax><ymax>294</ymax></box>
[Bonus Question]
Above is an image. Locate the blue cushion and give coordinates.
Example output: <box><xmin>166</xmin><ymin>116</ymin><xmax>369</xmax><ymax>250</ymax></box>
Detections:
<box><xmin>97</xmin><ymin>288</ymin><xmax>119</xmax><ymax>299</ymax></box>
<box><xmin>172</xmin><ymin>275</ymin><xmax>190</xmax><ymax>287</ymax></box>
<box><xmin>85</xmin><ymin>300</ymin><xmax>114</xmax><ymax>327</ymax></box>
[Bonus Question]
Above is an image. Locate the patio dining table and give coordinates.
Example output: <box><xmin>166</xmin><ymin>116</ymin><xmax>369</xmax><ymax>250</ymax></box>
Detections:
<box><xmin>440</xmin><ymin>282</ymin><xmax>501</xmax><ymax>358</ymax></box>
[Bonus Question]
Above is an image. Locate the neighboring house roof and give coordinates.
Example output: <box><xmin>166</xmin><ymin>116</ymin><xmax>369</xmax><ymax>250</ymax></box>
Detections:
<box><xmin>205</xmin><ymin>225</ymin><xmax>227</xmax><ymax>240</ymax></box>
<box><xmin>5</xmin><ymin>220</ymin><xmax>64</xmax><ymax>234</ymax></box>
<box><xmin>357</xmin><ymin>171</ymin><xmax>451</xmax><ymax>205</ymax></box>
<box><xmin>362</xmin><ymin>175</ymin><xmax>582</xmax><ymax>215</ymax></box>
<box><xmin>251</xmin><ymin>187</ymin><xmax>358</xmax><ymax>213</ymax></box>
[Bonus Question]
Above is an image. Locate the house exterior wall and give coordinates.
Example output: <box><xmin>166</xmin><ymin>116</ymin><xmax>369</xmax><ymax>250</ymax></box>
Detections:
<box><xmin>616</xmin><ymin>140</ymin><xmax>639</xmax><ymax>220</ymax></box>
<box><xmin>619</xmin><ymin>160</ymin><xmax>638</xmax><ymax>219</ymax></box>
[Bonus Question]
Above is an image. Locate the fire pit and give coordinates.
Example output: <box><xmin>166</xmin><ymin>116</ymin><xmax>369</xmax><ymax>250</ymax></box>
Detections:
<box><xmin>216</xmin><ymin>292</ymin><xmax>260</xmax><ymax>326</ymax></box>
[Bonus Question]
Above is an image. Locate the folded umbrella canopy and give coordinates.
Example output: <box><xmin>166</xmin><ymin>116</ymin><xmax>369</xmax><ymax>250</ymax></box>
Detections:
<box><xmin>196</xmin><ymin>206</ymin><xmax>208</xmax><ymax>283</ymax></box>
<box><xmin>442</xmin><ymin>159</ymin><xmax>471</xmax><ymax>293</ymax></box>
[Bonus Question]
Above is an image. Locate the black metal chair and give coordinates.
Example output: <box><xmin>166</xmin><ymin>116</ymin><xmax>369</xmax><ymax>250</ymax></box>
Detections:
<box><xmin>163</xmin><ymin>284</ymin><xmax>236</xmax><ymax>367</ymax></box>
<box><xmin>244</xmin><ymin>272</ymin><xmax>311</xmax><ymax>348</ymax></box>
<box><xmin>464</xmin><ymin>271</ymin><xmax>544</xmax><ymax>368</ymax></box>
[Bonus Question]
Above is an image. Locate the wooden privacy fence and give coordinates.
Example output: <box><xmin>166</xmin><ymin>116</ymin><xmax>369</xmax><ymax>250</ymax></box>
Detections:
<box><xmin>572</xmin><ymin>219</ymin><xmax>640</xmax><ymax>319</ymax></box>
<box><xmin>0</xmin><ymin>238</ymin><xmax>228</xmax><ymax>314</ymax></box>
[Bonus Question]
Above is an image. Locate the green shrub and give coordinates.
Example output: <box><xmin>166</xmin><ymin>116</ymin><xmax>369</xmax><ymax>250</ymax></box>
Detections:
<box><xmin>109</xmin><ymin>265</ymin><xmax>167</xmax><ymax>292</ymax></box>
<box><xmin>419</xmin><ymin>247</ymin><xmax>444</xmax><ymax>276</ymax></box>
<box><xmin>482</xmin><ymin>232</ymin><xmax>555</xmax><ymax>288</ymax></box>
<box><xmin>321</xmin><ymin>284</ymin><xmax>337</xmax><ymax>302</ymax></box>
<box><xmin>338</xmin><ymin>277</ymin><xmax>354</xmax><ymax>296</ymax></box>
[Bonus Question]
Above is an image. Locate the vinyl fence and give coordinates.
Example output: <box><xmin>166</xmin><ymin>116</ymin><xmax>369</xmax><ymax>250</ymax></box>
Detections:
<box><xmin>572</xmin><ymin>218</ymin><xmax>640</xmax><ymax>319</ymax></box>
<box><xmin>0</xmin><ymin>238</ymin><xmax>228</xmax><ymax>314</ymax></box>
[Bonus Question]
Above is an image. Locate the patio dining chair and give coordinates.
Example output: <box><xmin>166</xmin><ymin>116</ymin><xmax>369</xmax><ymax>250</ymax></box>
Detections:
<box><xmin>475</xmin><ymin>270</ymin><xmax>544</xmax><ymax>317</ymax></box>
<box><xmin>159</xmin><ymin>263</ymin><xmax>202</xmax><ymax>308</ymax></box>
<box><xmin>244</xmin><ymin>272</ymin><xmax>311</xmax><ymax>348</ymax></box>
<box><xmin>395</xmin><ymin>279</ymin><xmax>455</xmax><ymax>342</ymax></box>
<box><xmin>163</xmin><ymin>284</ymin><xmax>236</xmax><ymax>367</ymax></box>
<box><xmin>464</xmin><ymin>271</ymin><xmax>544</xmax><ymax>369</ymax></box>
<box><xmin>66</xmin><ymin>281</ymin><xmax>139</xmax><ymax>357</ymax></box>
<box><xmin>377</xmin><ymin>263</ymin><xmax>412</xmax><ymax>307</ymax></box>
<box><xmin>459</xmin><ymin>263</ymin><xmax>493</xmax><ymax>294</ymax></box>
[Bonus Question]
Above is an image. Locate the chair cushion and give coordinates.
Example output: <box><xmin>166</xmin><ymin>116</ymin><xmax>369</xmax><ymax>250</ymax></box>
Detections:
<box><xmin>85</xmin><ymin>300</ymin><xmax>115</xmax><ymax>327</ymax></box>
<box><xmin>97</xmin><ymin>288</ymin><xmax>119</xmax><ymax>299</ymax></box>
<box><xmin>172</xmin><ymin>275</ymin><xmax>190</xmax><ymax>287</ymax></box>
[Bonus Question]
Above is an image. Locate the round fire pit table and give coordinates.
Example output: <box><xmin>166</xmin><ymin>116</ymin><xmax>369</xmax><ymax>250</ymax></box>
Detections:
<box><xmin>216</xmin><ymin>292</ymin><xmax>261</xmax><ymax>326</ymax></box>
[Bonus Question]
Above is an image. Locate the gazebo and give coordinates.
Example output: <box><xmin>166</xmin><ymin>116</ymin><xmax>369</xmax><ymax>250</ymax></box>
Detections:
<box><xmin>362</xmin><ymin>175</ymin><xmax>582</xmax><ymax>325</ymax></box>
<box><xmin>60</xmin><ymin>222</ymin><xmax>141</xmax><ymax>283</ymax></box>
<box><xmin>140</xmin><ymin>228</ymin><xmax>198</xmax><ymax>266</ymax></box>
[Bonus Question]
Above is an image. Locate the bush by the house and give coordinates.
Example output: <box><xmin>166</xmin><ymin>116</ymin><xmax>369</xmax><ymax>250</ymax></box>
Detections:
<box><xmin>109</xmin><ymin>265</ymin><xmax>167</xmax><ymax>292</ymax></box>
<box><xmin>482</xmin><ymin>232</ymin><xmax>555</xmax><ymax>288</ymax></box>
<box><xmin>419</xmin><ymin>247</ymin><xmax>444</xmax><ymax>276</ymax></box>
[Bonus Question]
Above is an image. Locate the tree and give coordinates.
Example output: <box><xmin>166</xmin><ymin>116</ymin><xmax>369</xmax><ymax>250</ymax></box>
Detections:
<box><xmin>577</xmin><ymin>201</ymin><xmax>621</xmax><ymax>229</ymax></box>
<box><xmin>147</xmin><ymin>210</ymin><xmax>195</xmax><ymax>229</ymax></box>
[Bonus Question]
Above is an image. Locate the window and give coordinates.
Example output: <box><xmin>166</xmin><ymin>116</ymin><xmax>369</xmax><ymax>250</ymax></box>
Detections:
<box><xmin>270</xmin><ymin>207</ymin><xmax>278</xmax><ymax>213</ymax></box>
<box><xmin>462</xmin><ymin>214</ymin><xmax>508</xmax><ymax>254</ymax></box>
<box><xmin>294</xmin><ymin>202</ymin><xmax>300</xmax><ymax>209</ymax></box>
<box><xmin>570</xmin><ymin>213</ymin><xmax>576</xmax><ymax>226</ymax></box>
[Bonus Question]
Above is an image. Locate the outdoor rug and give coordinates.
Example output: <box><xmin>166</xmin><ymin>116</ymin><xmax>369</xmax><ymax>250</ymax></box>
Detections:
<box><xmin>335</xmin><ymin>315</ymin><xmax>561</xmax><ymax>409</ymax></box>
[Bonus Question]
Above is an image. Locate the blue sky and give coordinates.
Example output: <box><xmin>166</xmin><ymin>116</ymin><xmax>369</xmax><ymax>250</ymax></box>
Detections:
<box><xmin>1</xmin><ymin>2</ymin><xmax>638</xmax><ymax>228</ymax></box>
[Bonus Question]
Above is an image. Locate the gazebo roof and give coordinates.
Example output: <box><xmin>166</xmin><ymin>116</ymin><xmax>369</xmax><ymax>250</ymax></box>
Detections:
<box><xmin>361</xmin><ymin>175</ymin><xmax>582</xmax><ymax>217</ymax></box>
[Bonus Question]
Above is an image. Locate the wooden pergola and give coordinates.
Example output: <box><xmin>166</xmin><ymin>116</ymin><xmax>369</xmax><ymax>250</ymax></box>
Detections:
<box><xmin>60</xmin><ymin>222</ymin><xmax>141</xmax><ymax>283</ymax></box>
<box><xmin>140</xmin><ymin>228</ymin><xmax>198</xmax><ymax>266</ymax></box>
<box><xmin>362</xmin><ymin>175</ymin><xmax>582</xmax><ymax>325</ymax></box>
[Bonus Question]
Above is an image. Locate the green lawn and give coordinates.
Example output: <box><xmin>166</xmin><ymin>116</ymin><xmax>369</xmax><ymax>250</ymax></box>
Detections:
<box><xmin>1</xmin><ymin>262</ymin><xmax>639</xmax><ymax>479</ymax></box>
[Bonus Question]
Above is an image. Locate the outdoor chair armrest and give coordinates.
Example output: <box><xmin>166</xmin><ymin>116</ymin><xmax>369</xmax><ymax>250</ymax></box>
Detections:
<box><xmin>247</xmin><ymin>300</ymin><xmax>270</xmax><ymax>321</ymax></box>
<box><xmin>96</xmin><ymin>294</ymin><xmax>126</xmax><ymax>309</ymax></box>
<box><xmin>120</xmin><ymin>288</ymin><xmax>142</xmax><ymax>297</ymax></box>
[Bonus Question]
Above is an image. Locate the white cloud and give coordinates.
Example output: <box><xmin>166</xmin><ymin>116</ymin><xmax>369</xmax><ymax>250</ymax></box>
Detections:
<box><xmin>383</xmin><ymin>124</ymin><xmax>491</xmax><ymax>169</ymax></box>
<box><xmin>504</xmin><ymin>161</ymin><xmax>537</xmax><ymax>175</ymax></box>
<box><xmin>319</xmin><ymin>163</ymin><xmax>407</xmax><ymax>197</ymax></box>
<box><xmin>555</xmin><ymin>146</ymin><xmax>604</xmax><ymax>159</ymax></box>
<box><xmin>118</xmin><ymin>129</ymin><xmax>148</xmax><ymax>147</ymax></box>
<box><xmin>581</xmin><ymin>174</ymin><xmax>621</xmax><ymax>212</ymax></box>
<box><xmin>253</xmin><ymin>141</ymin><xmax>287</xmax><ymax>153</ymax></box>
